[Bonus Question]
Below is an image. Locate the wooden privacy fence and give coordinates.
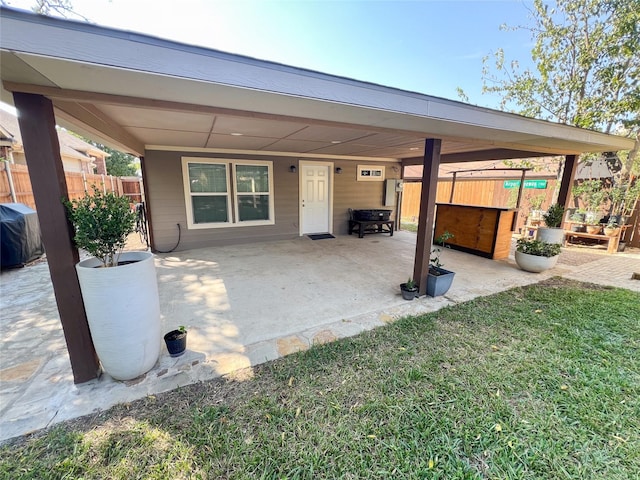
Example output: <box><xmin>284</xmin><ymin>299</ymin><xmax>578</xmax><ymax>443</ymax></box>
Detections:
<box><xmin>0</xmin><ymin>162</ymin><xmax>143</xmax><ymax>210</ymax></box>
<box><xmin>401</xmin><ymin>178</ymin><xmax>557</xmax><ymax>230</ymax></box>
<box><xmin>401</xmin><ymin>178</ymin><xmax>640</xmax><ymax>248</ymax></box>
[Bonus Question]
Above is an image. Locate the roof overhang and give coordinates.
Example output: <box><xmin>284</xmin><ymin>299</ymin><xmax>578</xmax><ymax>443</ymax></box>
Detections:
<box><xmin>1</xmin><ymin>7</ymin><xmax>635</xmax><ymax>160</ymax></box>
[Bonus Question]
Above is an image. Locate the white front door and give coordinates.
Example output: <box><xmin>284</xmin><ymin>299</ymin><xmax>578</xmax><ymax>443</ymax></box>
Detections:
<box><xmin>301</xmin><ymin>163</ymin><xmax>330</xmax><ymax>234</ymax></box>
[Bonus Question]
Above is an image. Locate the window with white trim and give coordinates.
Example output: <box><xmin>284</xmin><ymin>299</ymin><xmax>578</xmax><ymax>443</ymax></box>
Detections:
<box><xmin>182</xmin><ymin>157</ymin><xmax>274</xmax><ymax>229</ymax></box>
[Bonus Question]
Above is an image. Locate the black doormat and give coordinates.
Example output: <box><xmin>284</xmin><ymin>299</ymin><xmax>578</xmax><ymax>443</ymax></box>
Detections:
<box><xmin>308</xmin><ymin>234</ymin><xmax>335</xmax><ymax>240</ymax></box>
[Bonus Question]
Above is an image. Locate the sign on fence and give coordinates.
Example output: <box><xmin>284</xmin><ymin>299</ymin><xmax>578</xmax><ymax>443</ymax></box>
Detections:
<box><xmin>503</xmin><ymin>179</ymin><xmax>548</xmax><ymax>189</ymax></box>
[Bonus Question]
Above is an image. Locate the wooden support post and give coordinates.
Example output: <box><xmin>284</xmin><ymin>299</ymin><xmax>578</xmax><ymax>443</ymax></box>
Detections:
<box><xmin>13</xmin><ymin>92</ymin><xmax>100</xmax><ymax>384</ymax></box>
<box><xmin>557</xmin><ymin>154</ymin><xmax>578</xmax><ymax>209</ymax></box>
<box><xmin>5</xmin><ymin>161</ymin><xmax>18</xmax><ymax>203</ymax></box>
<box><xmin>512</xmin><ymin>169</ymin><xmax>527</xmax><ymax>231</ymax></box>
<box><xmin>414</xmin><ymin>139</ymin><xmax>441</xmax><ymax>296</ymax></box>
<box><xmin>449</xmin><ymin>171</ymin><xmax>457</xmax><ymax>204</ymax></box>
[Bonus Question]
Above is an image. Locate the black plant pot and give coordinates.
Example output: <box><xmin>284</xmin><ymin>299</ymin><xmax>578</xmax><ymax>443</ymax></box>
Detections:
<box><xmin>164</xmin><ymin>329</ymin><xmax>187</xmax><ymax>357</ymax></box>
<box><xmin>400</xmin><ymin>283</ymin><xmax>418</xmax><ymax>300</ymax></box>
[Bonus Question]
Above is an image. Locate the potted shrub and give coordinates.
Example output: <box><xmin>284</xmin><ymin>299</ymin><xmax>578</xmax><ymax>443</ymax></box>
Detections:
<box><xmin>573</xmin><ymin>179</ymin><xmax>606</xmax><ymax>224</ymax></box>
<box><xmin>608</xmin><ymin>180</ymin><xmax>639</xmax><ymax>225</ymax></box>
<box><xmin>426</xmin><ymin>231</ymin><xmax>455</xmax><ymax>297</ymax></box>
<box><xmin>537</xmin><ymin>203</ymin><xmax>565</xmax><ymax>244</ymax></box>
<box><xmin>164</xmin><ymin>326</ymin><xmax>188</xmax><ymax>357</ymax></box>
<box><xmin>569</xmin><ymin>210</ymin><xmax>586</xmax><ymax>232</ymax></box>
<box><xmin>603</xmin><ymin>221</ymin><xmax>620</xmax><ymax>237</ymax></box>
<box><xmin>514</xmin><ymin>238</ymin><xmax>561</xmax><ymax>273</ymax></box>
<box><xmin>526</xmin><ymin>193</ymin><xmax>545</xmax><ymax>225</ymax></box>
<box><xmin>400</xmin><ymin>277</ymin><xmax>418</xmax><ymax>300</ymax></box>
<box><xmin>586</xmin><ymin>223</ymin><xmax>602</xmax><ymax>235</ymax></box>
<box><xmin>65</xmin><ymin>186</ymin><xmax>161</xmax><ymax>380</ymax></box>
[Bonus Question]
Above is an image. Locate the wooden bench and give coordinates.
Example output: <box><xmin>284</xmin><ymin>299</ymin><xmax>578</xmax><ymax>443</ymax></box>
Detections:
<box><xmin>563</xmin><ymin>226</ymin><xmax>629</xmax><ymax>254</ymax></box>
<box><xmin>348</xmin><ymin>219</ymin><xmax>394</xmax><ymax>238</ymax></box>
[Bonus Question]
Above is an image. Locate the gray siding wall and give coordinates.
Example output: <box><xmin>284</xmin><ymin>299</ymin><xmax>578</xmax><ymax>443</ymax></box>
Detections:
<box><xmin>332</xmin><ymin>161</ymin><xmax>401</xmax><ymax>234</ymax></box>
<box><xmin>144</xmin><ymin>150</ymin><xmax>400</xmax><ymax>251</ymax></box>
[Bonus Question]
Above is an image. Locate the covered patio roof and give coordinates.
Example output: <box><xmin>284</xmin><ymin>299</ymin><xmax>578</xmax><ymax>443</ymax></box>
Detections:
<box><xmin>0</xmin><ymin>7</ymin><xmax>633</xmax><ymax>161</ymax></box>
<box><xmin>1</xmin><ymin>6</ymin><xmax>635</xmax><ymax>385</ymax></box>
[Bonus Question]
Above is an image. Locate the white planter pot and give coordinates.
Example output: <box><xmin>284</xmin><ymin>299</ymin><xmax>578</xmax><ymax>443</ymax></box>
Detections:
<box><xmin>515</xmin><ymin>251</ymin><xmax>559</xmax><ymax>273</ymax></box>
<box><xmin>76</xmin><ymin>251</ymin><xmax>161</xmax><ymax>380</ymax></box>
<box><xmin>536</xmin><ymin>227</ymin><xmax>565</xmax><ymax>244</ymax></box>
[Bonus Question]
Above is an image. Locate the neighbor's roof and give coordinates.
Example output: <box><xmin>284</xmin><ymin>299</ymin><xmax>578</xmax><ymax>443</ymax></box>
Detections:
<box><xmin>0</xmin><ymin>7</ymin><xmax>635</xmax><ymax>160</ymax></box>
<box><xmin>0</xmin><ymin>109</ymin><xmax>106</xmax><ymax>162</ymax></box>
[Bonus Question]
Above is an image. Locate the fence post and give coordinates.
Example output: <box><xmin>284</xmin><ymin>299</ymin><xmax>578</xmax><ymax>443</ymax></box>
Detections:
<box><xmin>81</xmin><ymin>171</ymin><xmax>87</xmax><ymax>192</ymax></box>
<box><xmin>4</xmin><ymin>161</ymin><xmax>18</xmax><ymax>203</ymax></box>
<box><xmin>110</xmin><ymin>174</ymin><xmax>115</xmax><ymax>192</ymax></box>
<box><xmin>101</xmin><ymin>174</ymin><xmax>106</xmax><ymax>192</ymax></box>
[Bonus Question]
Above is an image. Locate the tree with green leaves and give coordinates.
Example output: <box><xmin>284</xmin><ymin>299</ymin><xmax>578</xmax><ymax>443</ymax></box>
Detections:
<box><xmin>476</xmin><ymin>0</ymin><xmax>639</xmax><ymax>178</ymax></box>
<box><xmin>102</xmin><ymin>146</ymin><xmax>139</xmax><ymax>177</ymax></box>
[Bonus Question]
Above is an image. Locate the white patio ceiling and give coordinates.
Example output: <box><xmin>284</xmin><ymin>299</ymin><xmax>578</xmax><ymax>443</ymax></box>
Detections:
<box><xmin>0</xmin><ymin>7</ymin><xmax>635</xmax><ymax>161</ymax></box>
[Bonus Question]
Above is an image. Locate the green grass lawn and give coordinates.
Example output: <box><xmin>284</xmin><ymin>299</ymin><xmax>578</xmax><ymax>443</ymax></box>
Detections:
<box><xmin>2</xmin><ymin>279</ymin><xmax>639</xmax><ymax>479</ymax></box>
<box><xmin>400</xmin><ymin>218</ymin><xmax>419</xmax><ymax>233</ymax></box>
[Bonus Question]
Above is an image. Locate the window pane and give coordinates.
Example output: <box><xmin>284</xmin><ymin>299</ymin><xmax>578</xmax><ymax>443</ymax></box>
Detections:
<box><xmin>189</xmin><ymin>164</ymin><xmax>227</xmax><ymax>193</ymax></box>
<box><xmin>236</xmin><ymin>165</ymin><xmax>269</xmax><ymax>193</ymax></box>
<box><xmin>192</xmin><ymin>196</ymin><xmax>228</xmax><ymax>223</ymax></box>
<box><xmin>238</xmin><ymin>195</ymin><xmax>269</xmax><ymax>221</ymax></box>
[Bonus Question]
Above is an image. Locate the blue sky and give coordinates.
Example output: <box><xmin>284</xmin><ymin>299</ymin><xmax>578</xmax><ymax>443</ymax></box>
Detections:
<box><xmin>3</xmin><ymin>0</ymin><xmax>537</xmax><ymax>108</ymax></box>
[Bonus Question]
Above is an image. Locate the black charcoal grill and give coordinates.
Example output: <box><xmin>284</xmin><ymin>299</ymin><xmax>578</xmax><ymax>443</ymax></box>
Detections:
<box><xmin>352</xmin><ymin>209</ymin><xmax>392</xmax><ymax>221</ymax></box>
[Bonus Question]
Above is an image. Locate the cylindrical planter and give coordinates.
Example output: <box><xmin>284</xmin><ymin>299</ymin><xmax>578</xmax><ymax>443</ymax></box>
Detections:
<box><xmin>515</xmin><ymin>251</ymin><xmax>559</xmax><ymax>273</ymax></box>
<box><xmin>76</xmin><ymin>251</ymin><xmax>161</xmax><ymax>380</ymax></box>
<box><xmin>586</xmin><ymin>225</ymin><xmax>602</xmax><ymax>234</ymax></box>
<box><xmin>536</xmin><ymin>227</ymin><xmax>565</xmax><ymax>244</ymax></box>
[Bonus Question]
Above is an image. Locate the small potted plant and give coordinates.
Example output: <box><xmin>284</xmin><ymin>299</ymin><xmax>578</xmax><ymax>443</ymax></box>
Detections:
<box><xmin>603</xmin><ymin>220</ymin><xmax>620</xmax><ymax>237</ymax></box>
<box><xmin>514</xmin><ymin>238</ymin><xmax>562</xmax><ymax>273</ymax></box>
<box><xmin>527</xmin><ymin>193</ymin><xmax>545</xmax><ymax>225</ymax></box>
<box><xmin>537</xmin><ymin>203</ymin><xmax>565</xmax><ymax>244</ymax></box>
<box><xmin>569</xmin><ymin>210</ymin><xmax>586</xmax><ymax>232</ymax></box>
<box><xmin>164</xmin><ymin>326</ymin><xmax>188</xmax><ymax>357</ymax></box>
<box><xmin>400</xmin><ymin>277</ymin><xmax>418</xmax><ymax>300</ymax></box>
<box><xmin>586</xmin><ymin>222</ymin><xmax>602</xmax><ymax>235</ymax></box>
<box><xmin>426</xmin><ymin>231</ymin><xmax>455</xmax><ymax>297</ymax></box>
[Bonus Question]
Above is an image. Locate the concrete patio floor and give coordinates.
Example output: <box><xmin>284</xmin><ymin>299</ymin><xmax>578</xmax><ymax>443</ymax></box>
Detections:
<box><xmin>1</xmin><ymin>230</ymin><xmax>639</xmax><ymax>442</ymax></box>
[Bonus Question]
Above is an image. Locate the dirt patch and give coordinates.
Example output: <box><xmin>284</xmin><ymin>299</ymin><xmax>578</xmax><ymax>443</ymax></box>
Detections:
<box><xmin>536</xmin><ymin>276</ymin><xmax>612</xmax><ymax>290</ymax></box>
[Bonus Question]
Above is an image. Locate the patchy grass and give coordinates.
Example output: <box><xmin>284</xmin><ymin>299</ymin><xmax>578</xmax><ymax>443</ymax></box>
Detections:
<box><xmin>1</xmin><ymin>279</ymin><xmax>639</xmax><ymax>479</ymax></box>
<box><xmin>400</xmin><ymin>218</ymin><xmax>419</xmax><ymax>233</ymax></box>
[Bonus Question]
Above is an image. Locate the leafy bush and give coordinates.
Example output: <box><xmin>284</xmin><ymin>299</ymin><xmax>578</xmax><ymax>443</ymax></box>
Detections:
<box><xmin>542</xmin><ymin>203</ymin><xmax>565</xmax><ymax>228</ymax></box>
<box><xmin>516</xmin><ymin>238</ymin><xmax>561</xmax><ymax>257</ymax></box>
<box><xmin>402</xmin><ymin>277</ymin><xmax>416</xmax><ymax>290</ymax></box>
<box><xmin>64</xmin><ymin>186</ymin><xmax>136</xmax><ymax>267</ymax></box>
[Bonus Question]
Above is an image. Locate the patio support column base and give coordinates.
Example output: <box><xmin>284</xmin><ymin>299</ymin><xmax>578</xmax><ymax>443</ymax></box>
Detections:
<box><xmin>414</xmin><ymin>138</ymin><xmax>441</xmax><ymax>296</ymax></box>
<box><xmin>13</xmin><ymin>92</ymin><xmax>100</xmax><ymax>384</ymax></box>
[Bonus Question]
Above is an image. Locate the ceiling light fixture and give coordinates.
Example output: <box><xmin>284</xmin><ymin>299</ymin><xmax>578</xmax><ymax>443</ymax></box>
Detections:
<box><xmin>331</xmin><ymin>140</ymin><xmax>341</xmax><ymax>144</ymax></box>
<box><xmin>230</xmin><ymin>132</ymin><xmax>244</xmax><ymax>136</ymax></box>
